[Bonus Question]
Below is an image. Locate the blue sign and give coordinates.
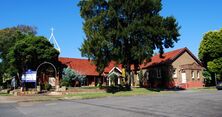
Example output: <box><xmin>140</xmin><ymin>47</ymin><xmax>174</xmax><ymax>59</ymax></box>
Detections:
<box><xmin>22</xmin><ymin>69</ymin><xmax>37</xmax><ymax>82</ymax></box>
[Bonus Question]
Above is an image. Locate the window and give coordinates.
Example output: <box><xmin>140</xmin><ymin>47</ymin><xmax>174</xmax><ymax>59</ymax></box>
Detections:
<box><xmin>197</xmin><ymin>71</ymin><xmax>200</xmax><ymax>79</ymax></box>
<box><xmin>191</xmin><ymin>71</ymin><xmax>194</xmax><ymax>79</ymax></box>
<box><xmin>157</xmin><ymin>69</ymin><xmax>161</xmax><ymax>78</ymax></box>
<box><xmin>173</xmin><ymin>68</ymin><xmax>177</xmax><ymax>78</ymax></box>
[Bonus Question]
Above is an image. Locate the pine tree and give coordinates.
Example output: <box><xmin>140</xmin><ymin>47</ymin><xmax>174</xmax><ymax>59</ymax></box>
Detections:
<box><xmin>78</xmin><ymin>0</ymin><xmax>180</xmax><ymax>84</ymax></box>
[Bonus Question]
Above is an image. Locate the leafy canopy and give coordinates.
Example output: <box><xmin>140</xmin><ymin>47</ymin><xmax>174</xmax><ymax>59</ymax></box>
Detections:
<box><xmin>7</xmin><ymin>35</ymin><xmax>59</xmax><ymax>75</ymax></box>
<box><xmin>78</xmin><ymin>0</ymin><xmax>180</xmax><ymax>74</ymax></box>
<box><xmin>0</xmin><ymin>25</ymin><xmax>37</xmax><ymax>77</ymax></box>
<box><xmin>198</xmin><ymin>29</ymin><xmax>222</xmax><ymax>75</ymax></box>
<box><xmin>0</xmin><ymin>25</ymin><xmax>36</xmax><ymax>59</ymax></box>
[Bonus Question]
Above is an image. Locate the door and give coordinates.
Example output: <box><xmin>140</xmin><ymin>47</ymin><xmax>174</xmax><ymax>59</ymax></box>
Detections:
<box><xmin>181</xmin><ymin>73</ymin><xmax>186</xmax><ymax>83</ymax></box>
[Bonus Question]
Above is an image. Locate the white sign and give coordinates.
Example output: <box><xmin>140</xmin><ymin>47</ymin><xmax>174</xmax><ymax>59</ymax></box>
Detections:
<box><xmin>49</xmin><ymin>77</ymin><xmax>56</xmax><ymax>86</ymax></box>
<box><xmin>22</xmin><ymin>70</ymin><xmax>37</xmax><ymax>82</ymax></box>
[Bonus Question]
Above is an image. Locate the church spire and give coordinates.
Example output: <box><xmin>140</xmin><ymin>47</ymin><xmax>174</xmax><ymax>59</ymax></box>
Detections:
<box><xmin>49</xmin><ymin>28</ymin><xmax>61</xmax><ymax>53</ymax></box>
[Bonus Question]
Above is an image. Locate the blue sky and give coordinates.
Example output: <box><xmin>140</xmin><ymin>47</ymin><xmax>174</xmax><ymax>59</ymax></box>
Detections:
<box><xmin>0</xmin><ymin>0</ymin><xmax>222</xmax><ymax>58</ymax></box>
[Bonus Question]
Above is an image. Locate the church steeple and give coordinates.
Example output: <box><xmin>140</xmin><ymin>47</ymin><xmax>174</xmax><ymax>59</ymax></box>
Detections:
<box><xmin>49</xmin><ymin>28</ymin><xmax>61</xmax><ymax>53</ymax></box>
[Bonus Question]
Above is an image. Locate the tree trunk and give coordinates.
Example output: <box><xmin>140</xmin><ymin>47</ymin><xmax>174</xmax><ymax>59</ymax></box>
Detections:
<box><xmin>126</xmin><ymin>63</ymin><xmax>131</xmax><ymax>87</ymax></box>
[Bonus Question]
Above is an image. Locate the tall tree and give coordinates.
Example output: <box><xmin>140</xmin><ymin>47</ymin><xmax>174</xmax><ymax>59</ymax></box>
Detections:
<box><xmin>7</xmin><ymin>35</ymin><xmax>59</xmax><ymax>77</ymax></box>
<box><xmin>0</xmin><ymin>25</ymin><xmax>37</xmax><ymax>59</ymax></box>
<box><xmin>78</xmin><ymin>0</ymin><xmax>180</xmax><ymax>83</ymax></box>
<box><xmin>199</xmin><ymin>29</ymin><xmax>222</xmax><ymax>81</ymax></box>
<box><xmin>0</xmin><ymin>25</ymin><xmax>37</xmax><ymax>77</ymax></box>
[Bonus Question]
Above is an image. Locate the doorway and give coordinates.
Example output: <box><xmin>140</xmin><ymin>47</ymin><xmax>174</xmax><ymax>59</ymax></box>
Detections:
<box><xmin>181</xmin><ymin>72</ymin><xmax>186</xmax><ymax>83</ymax></box>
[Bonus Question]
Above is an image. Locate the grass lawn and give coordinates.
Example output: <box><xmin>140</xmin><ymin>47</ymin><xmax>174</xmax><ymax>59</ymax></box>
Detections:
<box><xmin>65</xmin><ymin>88</ymin><xmax>173</xmax><ymax>99</ymax></box>
<box><xmin>0</xmin><ymin>92</ymin><xmax>12</xmax><ymax>96</ymax></box>
<box><xmin>188</xmin><ymin>86</ymin><xmax>217</xmax><ymax>92</ymax></box>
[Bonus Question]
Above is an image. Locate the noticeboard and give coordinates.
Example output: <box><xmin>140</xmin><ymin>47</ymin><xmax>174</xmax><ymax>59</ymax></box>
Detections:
<box><xmin>22</xmin><ymin>70</ymin><xmax>37</xmax><ymax>82</ymax></box>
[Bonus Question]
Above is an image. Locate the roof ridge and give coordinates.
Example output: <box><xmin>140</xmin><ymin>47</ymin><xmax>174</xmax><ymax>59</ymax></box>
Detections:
<box><xmin>152</xmin><ymin>47</ymin><xmax>186</xmax><ymax>58</ymax></box>
<box><xmin>59</xmin><ymin>57</ymin><xmax>89</xmax><ymax>60</ymax></box>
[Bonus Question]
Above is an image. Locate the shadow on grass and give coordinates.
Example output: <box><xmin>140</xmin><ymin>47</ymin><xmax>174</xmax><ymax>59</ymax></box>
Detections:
<box><xmin>105</xmin><ymin>85</ymin><xmax>132</xmax><ymax>94</ymax></box>
<box><xmin>145</xmin><ymin>87</ymin><xmax>186</xmax><ymax>92</ymax></box>
<box><xmin>104</xmin><ymin>85</ymin><xmax>186</xmax><ymax>94</ymax></box>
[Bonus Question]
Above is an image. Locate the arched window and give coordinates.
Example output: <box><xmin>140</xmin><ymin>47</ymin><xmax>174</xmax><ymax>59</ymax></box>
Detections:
<box><xmin>197</xmin><ymin>71</ymin><xmax>200</xmax><ymax>79</ymax></box>
<box><xmin>191</xmin><ymin>71</ymin><xmax>194</xmax><ymax>79</ymax></box>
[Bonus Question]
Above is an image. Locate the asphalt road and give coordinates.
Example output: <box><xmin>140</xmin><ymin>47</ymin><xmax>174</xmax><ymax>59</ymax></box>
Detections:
<box><xmin>0</xmin><ymin>90</ymin><xmax>222</xmax><ymax>117</ymax></box>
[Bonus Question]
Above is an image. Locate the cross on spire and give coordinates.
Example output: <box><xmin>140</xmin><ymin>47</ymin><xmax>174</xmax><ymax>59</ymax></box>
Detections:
<box><xmin>51</xmin><ymin>28</ymin><xmax>54</xmax><ymax>33</ymax></box>
<box><xmin>49</xmin><ymin>27</ymin><xmax>61</xmax><ymax>53</ymax></box>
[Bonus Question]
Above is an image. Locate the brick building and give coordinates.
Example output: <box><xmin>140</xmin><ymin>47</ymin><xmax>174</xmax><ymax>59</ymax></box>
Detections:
<box><xmin>136</xmin><ymin>47</ymin><xmax>204</xmax><ymax>89</ymax></box>
<box><xmin>59</xmin><ymin>47</ymin><xmax>204</xmax><ymax>89</ymax></box>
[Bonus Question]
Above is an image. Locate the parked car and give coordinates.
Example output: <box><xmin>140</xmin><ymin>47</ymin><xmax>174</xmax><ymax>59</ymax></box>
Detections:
<box><xmin>216</xmin><ymin>82</ymin><xmax>222</xmax><ymax>90</ymax></box>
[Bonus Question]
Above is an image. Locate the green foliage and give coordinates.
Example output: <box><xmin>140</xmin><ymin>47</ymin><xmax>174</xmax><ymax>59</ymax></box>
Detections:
<box><xmin>207</xmin><ymin>58</ymin><xmax>222</xmax><ymax>74</ymax></box>
<box><xmin>7</xmin><ymin>35</ymin><xmax>59</xmax><ymax>76</ymax></box>
<box><xmin>106</xmin><ymin>84</ymin><xmax>131</xmax><ymax>94</ymax></box>
<box><xmin>41</xmin><ymin>83</ymin><xmax>52</xmax><ymax>91</ymax></box>
<box><xmin>2</xmin><ymin>73</ymin><xmax>12</xmax><ymax>88</ymax></box>
<box><xmin>0</xmin><ymin>63</ymin><xmax>3</xmax><ymax>86</ymax></box>
<box><xmin>61</xmin><ymin>67</ymin><xmax>86</xmax><ymax>87</ymax></box>
<box><xmin>109</xmin><ymin>73</ymin><xmax>118</xmax><ymax>85</ymax></box>
<box><xmin>199</xmin><ymin>29</ymin><xmax>222</xmax><ymax>80</ymax></box>
<box><xmin>0</xmin><ymin>25</ymin><xmax>37</xmax><ymax>76</ymax></box>
<box><xmin>78</xmin><ymin>0</ymin><xmax>180</xmax><ymax>75</ymax></box>
<box><xmin>202</xmin><ymin>70</ymin><xmax>211</xmax><ymax>86</ymax></box>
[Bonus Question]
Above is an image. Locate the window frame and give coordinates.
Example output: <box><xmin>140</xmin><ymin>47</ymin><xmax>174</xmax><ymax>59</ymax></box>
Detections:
<box><xmin>173</xmin><ymin>68</ymin><xmax>177</xmax><ymax>78</ymax></box>
<box><xmin>191</xmin><ymin>70</ymin><xmax>195</xmax><ymax>79</ymax></box>
<box><xmin>156</xmin><ymin>68</ymin><xmax>161</xmax><ymax>78</ymax></box>
<box><xmin>197</xmin><ymin>71</ymin><xmax>200</xmax><ymax>79</ymax></box>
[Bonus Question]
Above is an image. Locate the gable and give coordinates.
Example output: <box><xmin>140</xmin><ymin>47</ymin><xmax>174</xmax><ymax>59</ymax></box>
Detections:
<box><xmin>180</xmin><ymin>62</ymin><xmax>203</xmax><ymax>70</ymax></box>
<box><xmin>172</xmin><ymin>51</ymin><xmax>201</xmax><ymax>68</ymax></box>
<box><xmin>140</xmin><ymin>48</ymin><xmax>185</xmax><ymax>69</ymax></box>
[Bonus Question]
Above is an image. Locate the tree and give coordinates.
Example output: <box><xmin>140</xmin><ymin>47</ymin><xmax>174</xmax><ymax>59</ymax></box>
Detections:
<box><xmin>78</xmin><ymin>0</ymin><xmax>180</xmax><ymax>84</ymax></box>
<box><xmin>0</xmin><ymin>25</ymin><xmax>37</xmax><ymax>77</ymax></box>
<box><xmin>7</xmin><ymin>35</ymin><xmax>59</xmax><ymax>77</ymax></box>
<box><xmin>198</xmin><ymin>29</ymin><xmax>222</xmax><ymax>83</ymax></box>
<box><xmin>61</xmin><ymin>67</ymin><xmax>86</xmax><ymax>87</ymax></box>
<box><xmin>138</xmin><ymin>69</ymin><xmax>144</xmax><ymax>87</ymax></box>
<box><xmin>0</xmin><ymin>25</ymin><xmax>36</xmax><ymax>60</ymax></box>
<box><xmin>0</xmin><ymin>63</ymin><xmax>3</xmax><ymax>86</ymax></box>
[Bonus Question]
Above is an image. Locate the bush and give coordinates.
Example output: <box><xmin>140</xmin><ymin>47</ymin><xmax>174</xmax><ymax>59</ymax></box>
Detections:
<box><xmin>45</xmin><ymin>84</ymin><xmax>52</xmax><ymax>91</ymax></box>
<box><xmin>60</xmin><ymin>80</ymin><xmax>69</xmax><ymax>87</ymax></box>
<box><xmin>41</xmin><ymin>83</ymin><xmax>52</xmax><ymax>91</ymax></box>
<box><xmin>61</xmin><ymin>68</ymin><xmax>86</xmax><ymax>87</ymax></box>
<box><xmin>106</xmin><ymin>84</ymin><xmax>131</xmax><ymax>93</ymax></box>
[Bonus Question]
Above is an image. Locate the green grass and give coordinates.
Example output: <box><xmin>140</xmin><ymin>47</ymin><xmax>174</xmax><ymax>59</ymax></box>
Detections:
<box><xmin>71</xmin><ymin>86</ymin><xmax>99</xmax><ymax>89</ymax></box>
<box><xmin>0</xmin><ymin>92</ymin><xmax>12</xmax><ymax>96</ymax></box>
<box><xmin>188</xmin><ymin>87</ymin><xmax>217</xmax><ymax>92</ymax></box>
<box><xmin>65</xmin><ymin>88</ymin><xmax>171</xmax><ymax>99</ymax></box>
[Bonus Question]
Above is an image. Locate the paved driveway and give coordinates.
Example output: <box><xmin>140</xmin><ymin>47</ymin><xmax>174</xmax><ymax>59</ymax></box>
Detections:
<box><xmin>0</xmin><ymin>90</ymin><xmax>222</xmax><ymax>117</ymax></box>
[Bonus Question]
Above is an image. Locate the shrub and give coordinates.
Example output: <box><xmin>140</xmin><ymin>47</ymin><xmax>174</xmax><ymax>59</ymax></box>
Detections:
<box><xmin>41</xmin><ymin>83</ymin><xmax>52</xmax><ymax>91</ymax></box>
<box><xmin>60</xmin><ymin>80</ymin><xmax>69</xmax><ymax>87</ymax></box>
<box><xmin>61</xmin><ymin>68</ymin><xmax>86</xmax><ymax>87</ymax></box>
<box><xmin>106</xmin><ymin>84</ymin><xmax>131</xmax><ymax>93</ymax></box>
<box><xmin>45</xmin><ymin>84</ymin><xmax>52</xmax><ymax>91</ymax></box>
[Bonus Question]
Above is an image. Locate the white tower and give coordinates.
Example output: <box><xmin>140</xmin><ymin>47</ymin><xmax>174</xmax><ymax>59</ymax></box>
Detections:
<box><xmin>49</xmin><ymin>28</ymin><xmax>61</xmax><ymax>53</ymax></box>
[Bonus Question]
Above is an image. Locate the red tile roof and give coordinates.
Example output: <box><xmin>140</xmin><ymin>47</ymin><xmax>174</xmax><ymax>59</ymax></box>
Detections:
<box><xmin>59</xmin><ymin>57</ymin><xmax>122</xmax><ymax>76</ymax></box>
<box><xmin>139</xmin><ymin>48</ymin><xmax>185</xmax><ymax>68</ymax></box>
<box><xmin>140</xmin><ymin>47</ymin><xmax>201</xmax><ymax>68</ymax></box>
<box><xmin>59</xmin><ymin>47</ymin><xmax>201</xmax><ymax>75</ymax></box>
